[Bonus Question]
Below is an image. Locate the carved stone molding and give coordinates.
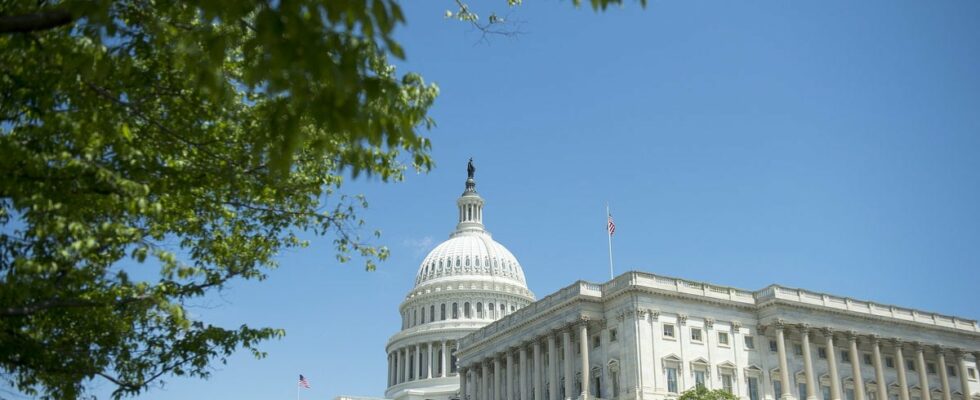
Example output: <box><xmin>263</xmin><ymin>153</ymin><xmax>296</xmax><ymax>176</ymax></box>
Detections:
<box><xmin>678</xmin><ymin>314</ymin><xmax>688</xmax><ymax>325</ymax></box>
<box><xmin>731</xmin><ymin>321</ymin><xmax>742</xmax><ymax>330</ymax></box>
<box><xmin>821</xmin><ymin>327</ymin><xmax>835</xmax><ymax>336</ymax></box>
<box><xmin>705</xmin><ymin>318</ymin><xmax>715</xmax><ymax>329</ymax></box>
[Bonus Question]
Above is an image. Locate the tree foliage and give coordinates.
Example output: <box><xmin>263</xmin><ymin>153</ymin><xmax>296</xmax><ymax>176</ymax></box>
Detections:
<box><xmin>1</xmin><ymin>1</ymin><xmax>435</xmax><ymax>398</ymax></box>
<box><xmin>678</xmin><ymin>386</ymin><xmax>740</xmax><ymax>400</ymax></box>
<box><xmin>0</xmin><ymin>0</ymin><xmax>640</xmax><ymax>398</ymax></box>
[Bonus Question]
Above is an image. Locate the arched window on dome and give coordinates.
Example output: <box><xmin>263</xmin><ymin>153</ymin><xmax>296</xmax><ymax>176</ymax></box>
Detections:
<box><xmin>476</xmin><ymin>302</ymin><xmax>483</xmax><ymax>319</ymax></box>
<box><xmin>452</xmin><ymin>303</ymin><xmax>459</xmax><ymax>319</ymax></box>
<box><xmin>441</xmin><ymin>304</ymin><xmax>446</xmax><ymax>320</ymax></box>
<box><xmin>455</xmin><ymin>258</ymin><xmax>460</xmax><ymax>267</ymax></box>
<box><xmin>475</xmin><ymin>257</ymin><xmax>480</xmax><ymax>267</ymax></box>
<box><xmin>420</xmin><ymin>307</ymin><xmax>425</xmax><ymax>324</ymax></box>
<box><xmin>499</xmin><ymin>303</ymin><xmax>505</xmax><ymax>316</ymax></box>
<box><xmin>413</xmin><ymin>309</ymin><xmax>418</xmax><ymax>327</ymax></box>
<box><xmin>429</xmin><ymin>305</ymin><xmax>435</xmax><ymax>322</ymax></box>
<box><xmin>464</xmin><ymin>302</ymin><xmax>471</xmax><ymax>318</ymax></box>
<box><xmin>489</xmin><ymin>302</ymin><xmax>495</xmax><ymax>319</ymax></box>
<box><xmin>510</xmin><ymin>304</ymin><xmax>516</xmax><ymax>312</ymax></box>
<box><xmin>465</xmin><ymin>257</ymin><xmax>470</xmax><ymax>267</ymax></box>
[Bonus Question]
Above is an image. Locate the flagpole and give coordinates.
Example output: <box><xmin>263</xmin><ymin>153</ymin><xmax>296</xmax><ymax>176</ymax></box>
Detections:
<box><xmin>606</xmin><ymin>203</ymin><xmax>614</xmax><ymax>280</ymax></box>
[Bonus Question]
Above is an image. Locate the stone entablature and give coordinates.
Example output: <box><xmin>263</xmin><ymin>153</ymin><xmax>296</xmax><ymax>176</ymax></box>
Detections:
<box><xmin>754</xmin><ymin>285</ymin><xmax>976</xmax><ymax>333</ymax></box>
<box><xmin>460</xmin><ymin>272</ymin><xmax>977</xmax><ymax>351</ymax></box>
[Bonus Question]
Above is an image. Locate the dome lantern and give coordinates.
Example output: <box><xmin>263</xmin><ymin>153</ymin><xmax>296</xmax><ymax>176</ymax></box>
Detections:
<box><xmin>454</xmin><ymin>158</ymin><xmax>485</xmax><ymax>235</ymax></box>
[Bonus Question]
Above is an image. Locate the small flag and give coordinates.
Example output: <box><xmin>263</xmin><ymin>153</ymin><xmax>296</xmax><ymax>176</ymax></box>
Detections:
<box><xmin>607</xmin><ymin>214</ymin><xmax>616</xmax><ymax>236</ymax></box>
<box><xmin>298</xmin><ymin>374</ymin><xmax>311</xmax><ymax>389</ymax></box>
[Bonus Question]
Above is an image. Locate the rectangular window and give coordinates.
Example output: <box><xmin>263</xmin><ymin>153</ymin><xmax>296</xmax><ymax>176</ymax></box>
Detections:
<box><xmin>691</xmin><ymin>328</ymin><xmax>703</xmax><ymax>342</ymax></box>
<box><xmin>886</xmin><ymin>357</ymin><xmax>894</xmax><ymax>368</ymax></box>
<box><xmin>948</xmin><ymin>365</ymin><xmax>957</xmax><ymax>377</ymax></box>
<box><xmin>927</xmin><ymin>363</ymin><xmax>936</xmax><ymax>374</ymax></box>
<box><xmin>663</xmin><ymin>324</ymin><xmax>675</xmax><ymax>339</ymax></box>
<box><xmin>822</xmin><ymin>386</ymin><xmax>832</xmax><ymax>400</ymax></box>
<box><xmin>818</xmin><ymin>347</ymin><xmax>827</xmax><ymax>359</ymax></box>
<box><xmin>846</xmin><ymin>389</ymin><xmax>855</xmax><ymax>400</ymax></box>
<box><xmin>744</xmin><ymin>336</ymin><xmax>755</xmax><ymax>349</ymax></box>
<box><xmin>718</xmin><ymin>332</ymin><xmax>730</xmax><ymax>346</ymax></box>
<box><xmin>592</xmin><ymin>335</ymin><xmax>601</xmax><ymax>349</ymax></box>
<box><xmin>907</xmin><ymin>360</ymin><xmax>915</xmax><ymax>371</ymax></box>
<box><xmin>864</xmin><ymin>354</ymin><xmax>873</xmax><ymax>366</ymax></box>
<box><xmin>794</xmin><ymin>344</ymin><xmax>804</xmax><ymax>356</ymax></box>
<box><xmin>799</xmin><ymin>383</ymin><xmax>808</xmax><ymax>399</ymax></box>
<box><xmin>774</xmin><ymin>380</ymin><xmax>783</xmax><ymax>399</ymax></box>
<box><xmin>610</xmin><ymin>329</ymin><xmax>618</xmax><ymax>342</ymax></box>
<box><xmin>748</xmin><ymin>377</ymin><xmax>760</xmax><ymax>400</ymax></box>
<box><xmin>770</xmin><ymin>340</ymin><xmax>778</xmax><ymax>352</ymax></box>
<box><xmin>695</xmin><ymin>371</ymin><xmax>706</xmax><ymax>388</ymax></box>
<box><xmin>666</xmin><ymin>368</ymin><xmax>678</xmax><ymax>393</ymax></box>
<box><xmin>722</xmin><ymin>374</ymin><xmax>733</xmax><ymax>393</ymax></box>
<box><xmin>869</xmin><ymin>391</ymin><xmax>878</xmax><ymax>400</ymax></box>
<box><xmin>969</xmin><ymin>368</ymin><xmax>976</xmax><ymax>379</ymax></box>
<box><xmin>841</xmin><ymin>350</ymin><xmax>850</xmax><ymax>363</ymax></box>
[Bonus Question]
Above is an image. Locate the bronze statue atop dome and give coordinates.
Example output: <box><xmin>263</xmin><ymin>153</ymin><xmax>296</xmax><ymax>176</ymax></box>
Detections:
<box><xmin>467</xmin><ymin>158</ymin><xmax>475</xmax><ymax>179</ymax></box>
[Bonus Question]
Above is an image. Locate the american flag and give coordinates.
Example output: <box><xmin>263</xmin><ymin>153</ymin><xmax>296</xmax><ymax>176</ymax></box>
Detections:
<box><xmin>607</xmin><ymin>214</ymin><xmax>616</xmax><ymax>236</ymax></box>
<box><xmin>298</xmin><ymin>374</ymin><xmax>311</xmax><ymax>389</ymax></box>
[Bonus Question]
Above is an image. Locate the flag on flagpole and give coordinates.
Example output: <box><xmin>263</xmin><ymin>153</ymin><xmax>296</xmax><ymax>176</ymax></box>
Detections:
<box><xmin>607</xmin><ymin>214</ymin><xmax>616</xmax><ymax>236</ymax></box>
<box><xmin>298</xmin><ymin>374</ymin><xmax>311</xmax><ymax>389</ymax></box>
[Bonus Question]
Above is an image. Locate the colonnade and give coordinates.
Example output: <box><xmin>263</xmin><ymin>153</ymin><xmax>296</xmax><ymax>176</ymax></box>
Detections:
<box><xmin>388</xmin><ymin>340</ymin><xmax>457</xmax><ymax>387</ymax></box>
<box><xmin>768</xmin><ymin>321</ymin><xmax>978</xmax><ymax>400</ymax></box>
<box><xmin>460</xmin><ymin>320</ymin><xmax>593</xmax><ymax>400</ymax></box>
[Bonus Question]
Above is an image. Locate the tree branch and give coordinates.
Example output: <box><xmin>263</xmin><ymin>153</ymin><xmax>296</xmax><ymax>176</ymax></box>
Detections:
<box><xmin>0</xmin><ymin>10</ymin><xmax>73</xmax><ymax>34</ymax></box>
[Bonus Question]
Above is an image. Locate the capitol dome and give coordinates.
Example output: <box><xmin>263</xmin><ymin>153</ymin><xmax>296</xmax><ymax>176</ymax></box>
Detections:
<box><xmin>385</xmin><ymin>160</ymin><xmax>535</xmax><ymax>400</ymax></box>
<box><xmin>413</xmin><ymin>230</ymin><xmax>528</xmax><ymax>289</ymax></box>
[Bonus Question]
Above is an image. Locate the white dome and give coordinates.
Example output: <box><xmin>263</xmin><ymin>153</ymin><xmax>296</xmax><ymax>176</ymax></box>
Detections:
<box><xmin>414</xmin><ymin>231</ymin><xmax>528</xmax><ymax>288</ymax></box>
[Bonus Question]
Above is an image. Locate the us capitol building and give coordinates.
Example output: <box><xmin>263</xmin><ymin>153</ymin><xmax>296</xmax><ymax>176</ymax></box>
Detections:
<box><xmin>340</xmin><ymin>163</ymin><xmax>980</xmax><ymax>400</ymax></box>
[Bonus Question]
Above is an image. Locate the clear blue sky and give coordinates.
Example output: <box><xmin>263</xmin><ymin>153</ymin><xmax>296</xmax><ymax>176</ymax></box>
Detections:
<box><xmin>91</xmin><ymin>1</ymin><xmax>980</xmax><ymax>399</ymax></box>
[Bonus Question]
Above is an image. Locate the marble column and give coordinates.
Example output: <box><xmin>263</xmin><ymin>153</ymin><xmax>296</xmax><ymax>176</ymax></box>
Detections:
<box><xmin>580</xmin><ymin>322</ymin><xmax>591</xmax><ymax>399</ymax></box>
<box><xmin>936</xmin><ymin>348</ymin><xmax>951</xmax><ymax>400</ymax></box>
<box><xmin>443</xmin><ymin>341</ymin><xmax>449</xmax><ymax>378</ymax></box>
<box><xmin>428</xmin><ymin>342</ymin><xmax>434</xmax><ymax>379</ymax></box>
<box><xmin>801</xmin><ymin>326</ymin><xmax>818</xmax><ymax>400</ymax></box>
<box><xmin>849</xmin><ymin>333</ymin><xmax>865</xmax><ymax>400</ymax></box>
<box><xmin>549</xmin><ymin>333</ymin><xmax>559</xmax><ymax>400</ymax></box>
<box><xmin>484</xmin><ymin>361</ymin><xmax>491</xmax><ymax>400</ymax></box>
<box><xmin>495</xmin><ymin>357</ymin><xmax>503</xmax><ymax>400</ymax></box>
<box><xmin>825</xmin><ymin>329</ymin><xmax>842</xmax><ymax>400</ymax></box>
<box><xmin>956</xmin><ymin>351</ymin><xmax>971</xmax><ymax>400</ymax></box>
<box><xmin>915</xmin><ymin>344</ymin><xmax>930</xmax><ymax>400</ymax></box>
<box><xmin>520</xmin><ymin>344</ymin><xmax>529</xmax><ymax>400</ymax></box>
<box><xmin>563</xmin><ymin>330</ymin><xmax>574</xmax><ymax>400</ymax></box>
<box><xmin>508</xmin><ymin>351</ymin><xmax>516</xmax><ymax>400</ymax></box>
<box><xmin>872</xmin><ymin>337</ymin><xmax>888</xmax><ymax>400</ymax></box>
<box><xmin>535</xmin><ymin>340</ymin><xmax>544</xmax><ymax>400</ymax></box>
<box><xmin>401</xmin><ymin>348</ymin><xmax>408</xmax><ymax>383</ymax></box>
<box><xmin>895</xmin><ymin>341</ymin><xmax>910</xmax><ymax>400</ymax></box>
<box><xmin>461</xmin><ymin>367</ymin><xmax>469</xmax><ymax>400</ymax></box>
<box><xmin>416</xmin><ymin>345</ymin><xmax>422</xmax><ymax>381</ymax></box>
<box><xmin>775</xmin><ymin>323</ymin><xmax>793</xmax><ymax>400</ymax></box>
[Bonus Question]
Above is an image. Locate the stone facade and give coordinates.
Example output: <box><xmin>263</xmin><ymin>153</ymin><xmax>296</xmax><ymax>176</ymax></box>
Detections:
<box><xmin>456</xmin><ymin>272</ymin><xmax>980</xmax><ymax>400</ymax></box>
